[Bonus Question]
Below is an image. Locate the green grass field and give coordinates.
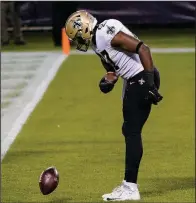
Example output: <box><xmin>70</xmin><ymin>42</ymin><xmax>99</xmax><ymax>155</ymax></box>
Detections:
<box><xmin>1</xmin><ymin>32</ymin><xmax>195</xmax><ymax>203</ymax></box>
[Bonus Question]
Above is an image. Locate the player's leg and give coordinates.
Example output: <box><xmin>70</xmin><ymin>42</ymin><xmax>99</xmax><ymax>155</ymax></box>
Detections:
<box><xmin>123</xmin><ymin>83</ymin><xmax>151</xmax><ymax>184</ymax></box>
<box><xmin>102</xmin><ymin>81</ymin><xmax>151</xmax><ymax>201</ymax></box>
<box><xmin>1</xmin><ymin>2</ymin><xmax>9</xmax><ymax>45</ymax></box>
<box><xmin>10</xmin><ymin>2</ymin><xmax>25</xmax><ymax>45</ymax></box>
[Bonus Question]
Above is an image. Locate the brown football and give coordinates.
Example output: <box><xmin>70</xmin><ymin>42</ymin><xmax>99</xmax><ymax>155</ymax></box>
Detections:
<box><xmin>39</xmin><ymin>166</ymin><xmax>59</xmax><ymax>195</ymax></box>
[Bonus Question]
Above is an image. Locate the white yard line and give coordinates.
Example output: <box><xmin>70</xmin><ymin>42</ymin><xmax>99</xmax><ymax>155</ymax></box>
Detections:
<box><xmin>1</xmin><ymin>53</ymin><xmax>67</xmax><ymax>160</ymax></box>
<box><xmin>70</xmin><ymin>48</ymin><xmax>195</xmax><ymax>55</ymax></box>
<box><xmin>150</xmin><ymin>48</ymin><xmax>195</xmax><ymax>53</ymax></box>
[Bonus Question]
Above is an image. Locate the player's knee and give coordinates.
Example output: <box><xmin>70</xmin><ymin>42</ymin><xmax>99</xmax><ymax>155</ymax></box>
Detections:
<box><xmin>122</xmin><ymin>122</ymin><xmax>141</xmax><ymax>137</ymax></box>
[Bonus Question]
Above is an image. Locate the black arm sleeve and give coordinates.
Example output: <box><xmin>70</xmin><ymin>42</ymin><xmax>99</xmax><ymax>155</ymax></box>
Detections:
<box><xmin>101</xmin><ymin>60</ymin><xmax>115</xmax><ymax>72</ymax></box>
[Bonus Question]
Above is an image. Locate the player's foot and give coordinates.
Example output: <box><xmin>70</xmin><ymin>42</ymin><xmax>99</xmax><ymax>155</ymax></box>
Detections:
<box><xmin>14</xmin><ymin>38</ymin><xmax>26</xmax><ymax>45</ymax></box>
<box><xmin>102</xmin><ymin>180</ymin><xmax>140</xmax><ymax>201</ymax></box>
<box><xmin>1</xmin><ymin>40</ymin><xmax>9</xmax><ymax>46</ymax></box>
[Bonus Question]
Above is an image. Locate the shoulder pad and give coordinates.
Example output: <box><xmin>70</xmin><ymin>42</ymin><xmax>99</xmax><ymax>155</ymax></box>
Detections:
<box><xmin>96</xmin><ymin>19</ymin><xmax>123</xmax><ymax>51</ymax></box>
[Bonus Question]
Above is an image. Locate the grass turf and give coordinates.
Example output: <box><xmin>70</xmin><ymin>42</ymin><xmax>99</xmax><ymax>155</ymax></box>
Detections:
<box><xmin>1</xmin><ymin>52</ymin><xmax>195</xmax><ymax>203</ymax></box>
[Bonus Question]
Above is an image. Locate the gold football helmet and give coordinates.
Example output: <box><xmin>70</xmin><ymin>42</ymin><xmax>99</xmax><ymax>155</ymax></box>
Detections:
<box><xmin>65</xmin><ymin>10</ymin><xmax>97</xmax><ymax>52</ymax></box>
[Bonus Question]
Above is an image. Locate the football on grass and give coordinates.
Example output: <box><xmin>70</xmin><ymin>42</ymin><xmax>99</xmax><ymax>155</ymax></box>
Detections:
<box><xmin>39</xmin><ymin>166</ymin><xmax>59</xmax><ymax>195</ymax></box>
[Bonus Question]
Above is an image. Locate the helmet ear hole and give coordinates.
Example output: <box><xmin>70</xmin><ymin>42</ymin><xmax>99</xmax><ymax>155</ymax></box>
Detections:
<box><xmin>85</xmin><ymin>28</ymin><xmax>88</xmax><ymax>33</ymax></box>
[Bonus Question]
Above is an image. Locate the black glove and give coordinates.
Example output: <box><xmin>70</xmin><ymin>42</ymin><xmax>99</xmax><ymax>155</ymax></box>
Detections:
<box><xmin>147</xmin><ymin>86</ymin><xmax>163</xmax><ymax>105</ymax></box>
<box><xmin>99</xmin><ymin>77</ymin><xmax>115</xmax><ymax>94</ymax></box>
<box><xmin>143</xmin><ymin>70</ymin><xmax>163</xmax><ymax>105</ymax></box>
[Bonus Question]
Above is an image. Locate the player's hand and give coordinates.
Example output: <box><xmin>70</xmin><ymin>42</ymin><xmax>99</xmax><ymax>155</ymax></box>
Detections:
<box><xmin>143</xmin><ymin>70</ymin><xmax>163</xmax><ymax>105</ymax></box>
<box><xmin>99</xmin><ymin>77</ymin><xmax>114</xmax><ymax>94</ymax></box>
<box><xmin>99</xmin><ymin>72</ymin><xmax>118</xmax><ymax>94</ymax></box>
<box><xmin>105</xmin><ymin>72</ymin><xmax>118</xmax><ymax>83</ymax></box>
<box><xmin>146</xmin><ymin>86</ymin><xmax>163</xmax><ymax>105</ymax></box>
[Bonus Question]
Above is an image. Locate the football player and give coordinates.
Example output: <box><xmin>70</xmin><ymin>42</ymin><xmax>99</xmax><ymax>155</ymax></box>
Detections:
<box><xmin>65</xmin><ymin>10</ymin><xmax>163</xmax><ymax>201</ymax></box>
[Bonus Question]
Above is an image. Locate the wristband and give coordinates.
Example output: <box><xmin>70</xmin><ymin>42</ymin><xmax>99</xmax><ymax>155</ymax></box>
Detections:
<box><xmin>136</xmin><ymin>41</ymin><xmax>144</xmax><ymax>54</ymax></box>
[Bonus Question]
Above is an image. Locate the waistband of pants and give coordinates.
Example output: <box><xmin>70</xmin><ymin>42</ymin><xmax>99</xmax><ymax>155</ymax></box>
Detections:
<box><xmin>127</xmin><ymin>71</ymin><xmax>144</xmax><ymax>83</ymax></box>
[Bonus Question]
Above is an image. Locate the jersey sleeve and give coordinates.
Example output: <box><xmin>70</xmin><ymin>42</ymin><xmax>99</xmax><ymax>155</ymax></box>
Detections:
<box><xmin>96</xmin><ymin>19</ymin><xmax>124</xmax><ymax>51</ymax></box>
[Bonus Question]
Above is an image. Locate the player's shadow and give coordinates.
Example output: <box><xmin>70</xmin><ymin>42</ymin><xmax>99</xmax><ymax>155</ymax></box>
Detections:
<box><xmin>140</xmin><ymin>176</ymin><xmax>195</xmax><ymax>197</ymax></box>
<box><xmin>30</xmin><ymin>197</ymin><xmax>72</xmax><ymax>203</ymax></box>
<box><xmin>46</xmin><ymin>197</ymin><xmax>72</xmax><ymax>203</ymax></box>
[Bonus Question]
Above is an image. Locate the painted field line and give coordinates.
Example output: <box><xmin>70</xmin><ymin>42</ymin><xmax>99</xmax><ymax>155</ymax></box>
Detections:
<box><xmin>1</xmin><ymin>54</ymin><xmax>67</xmax><ymax>161</ymax></box>
<box><xmin>70</xmin><ymin>48</ymin><xmax>195</xmax><ymax>55</ymax></box>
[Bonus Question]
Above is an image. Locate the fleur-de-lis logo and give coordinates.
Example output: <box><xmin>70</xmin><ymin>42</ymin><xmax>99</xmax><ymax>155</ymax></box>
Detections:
<box><xmin>73</xmin><ymin>19</ymin><xmax>82</xmax><ymax>29</ymax></box>
<box><xmin>106</xmin><ymin>26</ymin><xmax>115</xmax><ymax>35</ymax></box>
<box><xmin>138</xmin><ymin>78</ymin><xmax>145</xmax><ymax>85</ymax></box>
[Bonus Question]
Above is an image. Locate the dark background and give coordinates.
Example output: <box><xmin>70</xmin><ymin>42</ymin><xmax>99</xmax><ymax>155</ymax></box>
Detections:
<box><xmin>19</xmin><ymin>1</ymin><xmax>195</xmax><ymax>26</ymax></box>
<box><xmin>10</xmin><ymin>1</ymin><xmax>196</xmax><ymax>45</ymax></box>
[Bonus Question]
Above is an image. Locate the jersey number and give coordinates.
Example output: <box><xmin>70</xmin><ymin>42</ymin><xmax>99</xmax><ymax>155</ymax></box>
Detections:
<box><xmin>97</xmin><ymin>21</ymin><xmax>119</xmax><ymax>70</ymax></box>
<box><xmin>98</xmin><ymin>50</ymin><xmax>119</xmax><ymax>70</ymax></box>
<box><xmin>98</xmin><ymin>21</ymin><xmax>107</xmax><ymax>30</ymax></box>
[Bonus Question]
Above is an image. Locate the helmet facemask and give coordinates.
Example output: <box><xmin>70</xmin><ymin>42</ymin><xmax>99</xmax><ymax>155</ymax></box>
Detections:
<box><xmin>73</xmin><ymin>29</ymin><xmax>91</xmax><ymax>52</ymax></box>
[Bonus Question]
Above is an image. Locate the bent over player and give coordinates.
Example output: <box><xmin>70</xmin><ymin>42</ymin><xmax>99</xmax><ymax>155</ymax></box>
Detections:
<box><xmin>65</xmin><ymin>10</ymin><xmax>163</xmax><ymax>201</ymax></box>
